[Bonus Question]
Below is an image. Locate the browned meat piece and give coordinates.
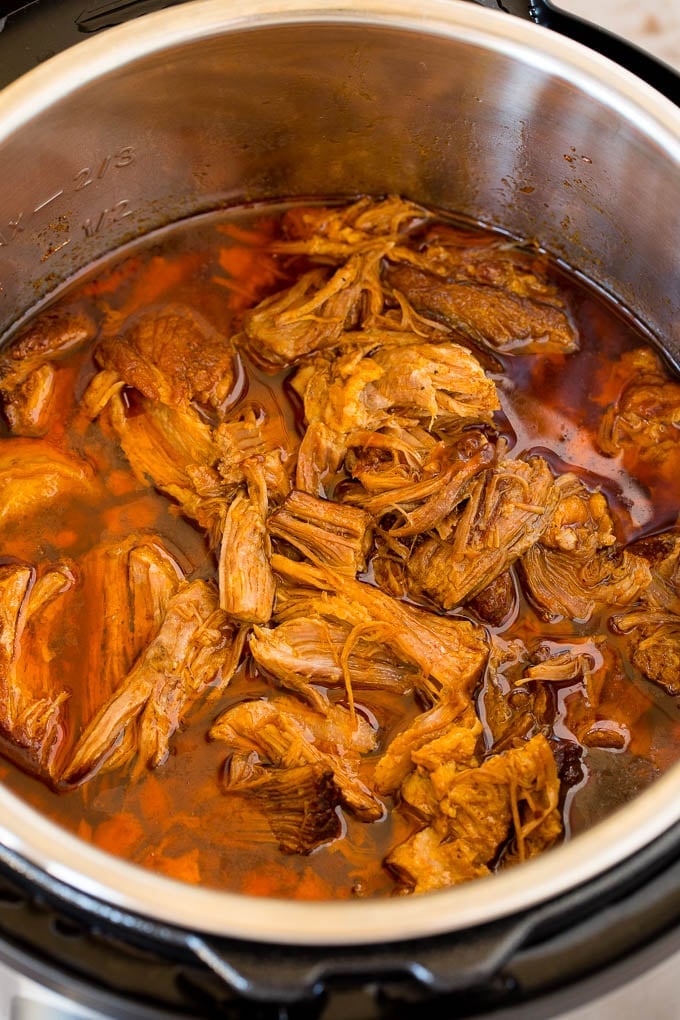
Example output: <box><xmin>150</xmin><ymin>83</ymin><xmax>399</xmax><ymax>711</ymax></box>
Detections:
<box><xmin>388</xmin><ymin>264</ymin><xmax>577</xmax><ymax>354</ymax></box>
<box><xmin>80</xmin><ymin>368</ymin><xmax>125</xmax><ymax>419</ymax></box>
<box><xmin>292</xmin><ymin>340</ymin><xmax>498</xmax><ymax>494</ymax></box>
<box><xmin>598</xmin><ymin>348</ymin><xmax>680</xmax><ymax>464</ymax></box>
<box><xmin>0</xmin><ymin>565</ymin><xmax>33</xmax><ymax>700</ymax></box>
<box><xmin>218</xmin><ymin>464</ymin><xmax>275</xmax><ymax>624</ymax></box>
<box><xmin>345</xmin><ymin>422</ymin><xmax>439</xmax><ymax>484</ymax></box>
<box><xmin>374</xmin><ymin>701</ymin><xmax>477</xmax><ymax>795</ymax></box>
<box><xmin>215</xmin><ymin>405</ymin><xmax>294</xmax><ymax>504</ymax></box>
<box><xmin>406</xmin><ymin>453</ymin><xmax>560</xmax><ymax>610</ymax></box>
<box><xmin>400</xmin><ymin>712</ymin><xmax>482</xmax><ymax>800</ymax></box>
<box><xmin>268</xmin><ymin>489</ymin><xmax>373</xmax><ymax>575</ymax></box>
<box><xmin>250</xmin><ymin>612</ymin><xmax>421</xmax><ymax>713</ymax></box>
<box><xmin>520</xmin><ymin>475</ymin><xmax>651</xmax><ymax>622</ymax></box>
<box><xmin>294</xmin><ymin>341</ymin><xmax>499</xmax><ymax>437</ymax></box>
<box><xmin>394</xmin><ymin>225</ymin><xmax>569</xmax><ymax>303</ymax></box>
<box><xmin>0</xmin><ymin>562</ymin><xmax>76</xmax><ymax>775</ymax></box>
<box><xmin>63</xmin><ymin>581</ymin><xmax>240</xmax><ymax>784</ymax></box>
<box><xmin>0</xmin><ymin>565</ymin><xmax>41</xmax><ymax>740</ymax></box>
<box><xmin>294</xmin><ymin>422</ymin><xmax>347</xmax><ymax>497</ymax></box>
<box><xmin>626</xmin><ymin>530</ymin><xmax>680</xmax><ymax>614</ymax></box>
<box><xmin>3</xmin><ymin>363</ymin><xmax>56</xmax><ymax>437</ymax></box>
<box><xmin>0</xmin><ymin>439</ymin><xmax>100</xmax><ymax>535</ymax></box>
<box><xmin>467</xmin><ymin>570</ymin><xmax>517</xmax><ymax>628</ymax></box>
<box><xmin>368</xmin><ymin>343</ymin><xmax>500</xmax><ymax>426</ymax></box>
<box><xmin>522</xmin><ymin>544</ymin><xmax>651</xmax><ymax>623</ymax></box>
<box><xmin>540</xmin><ymin>478</ymin><xmax>617</xmax><ymax>557</ymax></box>
<box><xmin>86</xmin><ymin>372</ymin><xmax>293</xmax><ymax>537</ymax></box>
<box><xmin>127</xmin><ymin>539</ymin><xmax>185</xmax><ymax>637</ymax></box>
<box><xmin>342</xmin><ymin>423</ymin><xmax>443</xmax><ymax>535</ymax></box>
<box><xmin>100</xmin><ymin>391</ymin><xmax>221</xmax><ymax>528</ymax></box>
<box><xmin>96</xmin><ymin>305</ymin><xmax>239</xmax><ymax>414</ymax></box>
<box><xmin>87</xmin><ymin>383</ymin><xmax>290</xmax><ymax>618</ymax></box>
<box><xmin>616</xmin><ymin>612</ymin><xmax>680</xmax><ymax>695</ymax></box>
<box><xmin>481</xmin><ymin>638</ymin><xmax>546</xmax><ymax>752</ymax></box>
<box><xmin>241</xmin><ymin>252</ymin><xmax>384</xmax><ymax>371</ymax></box>
<box><xmin>629</xmin><ymin>529</ymin><xmax>680</xmax><ymax>584</ymax></box>
<box><xmin>210</xmin><ymin>696</ymin><xmax>383</xmax><ymax>822</ymax></box>
<box><xmin>612</xmin><ymin>530</ymin><xmax>680</xmax><ymax>695</ymax></box>
<box><xmin>78</xmin><ymin>534</ymin><xmax>185</xmax><ymax>724</ymax></box>
<box><xmin>275</xmin><ymin>196</ymin><xmax>431</xmax><ymax>260</ymax></box>
<box><xmin>271</xmin><ymin>554</ymin><xmax>489</xmax><ymax>705</ymax></box>
<box><xmin>345</xmin><ymin>431</ymin><xmax>494</xmax><ymax>539</ymax></box>
<box><xmin>387</xmin><ymin>732</ymin><xmax>562</xmax><ymax>892</ymax></box>
<box><xmin>223</xmin><ymin>756</ymin><xmax>342</xmax><ymax>854</ymax></box>
<box><xmin>388</xmin><ymin>826</ymin><xmax>492</xmax><ymax>889</ymax></box>
<box><xmin>0</xmin><ymin>309</ymin><xmax>95</xmax><ymax>391</ymax></box>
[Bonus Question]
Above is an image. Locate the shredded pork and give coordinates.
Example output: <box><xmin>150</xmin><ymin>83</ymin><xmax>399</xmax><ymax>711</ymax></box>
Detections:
<box><xmin>1</xmin><ymin>195</ymin><xmax>675</xmax><ymax>900</ymax></box>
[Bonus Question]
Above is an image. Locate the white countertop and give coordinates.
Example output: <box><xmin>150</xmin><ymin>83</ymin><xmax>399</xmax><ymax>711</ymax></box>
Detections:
<box><xmin>556</xmin><ymin>0</ymin><xmax>680</xmax><ymax>71</ymax></box>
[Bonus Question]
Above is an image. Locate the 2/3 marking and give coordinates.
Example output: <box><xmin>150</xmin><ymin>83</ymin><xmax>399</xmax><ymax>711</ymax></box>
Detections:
<box><xmin>73</xmin><ymin>145</ymin><xmax>136</xmax><ymax>192</ymax></box>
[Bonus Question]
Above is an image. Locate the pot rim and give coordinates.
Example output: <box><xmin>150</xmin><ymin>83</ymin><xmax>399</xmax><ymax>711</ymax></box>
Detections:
<box><xmin>0</xmin><ymin>0</ymin><xmax>679</xmax><ymax>946</ymax></box>
<box><xmin>0</xmin><ymin>0</ymin><xmax>679</xmax><ymax>153</ymax></box>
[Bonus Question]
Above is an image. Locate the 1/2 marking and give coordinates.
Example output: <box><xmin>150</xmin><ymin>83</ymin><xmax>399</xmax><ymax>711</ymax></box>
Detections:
<box><xmin>82</xmin><ymin>198</ymin><xmax>133</xmax><ymax>238</ymax></box>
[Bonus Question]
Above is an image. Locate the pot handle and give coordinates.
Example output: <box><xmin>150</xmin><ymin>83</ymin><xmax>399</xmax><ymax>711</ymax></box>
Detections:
<box><xmin>504</xmin><ymin>0</ymin><xmax>679</xmax><ymax>105</ymax></box>
<box><xmin>184</xmin><ymin>913</ymin><xmax>535</xmax><ymax>1006</ymax></box>
<box><xmin>181</xmin><ymin>815</ymin><xmax>680</xmax><ymax>1007</ymax></box>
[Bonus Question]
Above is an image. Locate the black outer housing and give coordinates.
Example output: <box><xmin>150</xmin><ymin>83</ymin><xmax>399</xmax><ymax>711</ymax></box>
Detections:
<box><xmin>0</xmin><ymin>1</ymin><xmax>679</xmax><ymax>1016</ymax></box>
<box><xmin>3</xmin><ymin>818</ymin><xmax>680</xmax><ymax>1018</ymax></box>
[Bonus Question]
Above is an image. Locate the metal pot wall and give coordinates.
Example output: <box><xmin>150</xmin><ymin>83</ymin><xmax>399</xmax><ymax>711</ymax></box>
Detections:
<box><xmin>0</xmin><ymin>0</ymin><xmax>679</xmax><ymax>1008</ymax></box>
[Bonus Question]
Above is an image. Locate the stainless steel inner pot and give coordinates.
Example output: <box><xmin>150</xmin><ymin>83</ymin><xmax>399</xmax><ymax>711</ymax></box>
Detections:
<box><xmin>0</xmin><ymin>0</ymin><xmax>679</xmax><ymax>948</ymax></box>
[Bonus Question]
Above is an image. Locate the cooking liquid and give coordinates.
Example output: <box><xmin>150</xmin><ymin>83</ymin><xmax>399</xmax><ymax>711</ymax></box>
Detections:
<box><xmin>1</xmin><ymin>205</ymin><xmax>679</xmax><ymax>899</ymax></box>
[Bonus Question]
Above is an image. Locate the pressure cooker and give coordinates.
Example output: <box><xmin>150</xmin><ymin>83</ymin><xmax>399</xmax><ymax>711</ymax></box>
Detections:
<box><xmin>0</xmin><ymin>1</ymin><xmax>678</xmax><ymax>1017</ymax></box>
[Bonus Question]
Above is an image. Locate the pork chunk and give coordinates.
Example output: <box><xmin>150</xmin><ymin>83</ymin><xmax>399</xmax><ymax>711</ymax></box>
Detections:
<box><xmin>78</xmin><ymin>533</ymin><xmax>185</xmax><ymax>724</ymax></box>
<box><xmin>223</xmin><ymin>756</ymin><xmax>343</xmax><ymax>854</ymax></box>
<box><xmin>218</xmin><ymin>466</ymin><xmax>276</xmax><ymax>624</ymax></box>
<box><xmin>100</xmin><ymin>390</ymin><xmax>220</xmax><ymax>529</ymax></box>
<box><xmin>292</xmin><ymin>340</ymin><xmax>498</xmax><ymax>494</ymax></box>
<box><xmin>0</xmin><ymin>310</ymin><xmax>96</xmax><ymax>391</ymax></box>
<box><xmin>271</xmin><ymin>554</ymin><xmax>489</xmax><ymax>705</ymax></box>
<box><xmin>250</xmin><ymin>611</ymin><xmax>421</xmax><ymax>713</ymax></box>
<box><xmin>598</xmin><ymin>348</ymin><xmax>680</xmax><ymax>464</ymax></box>
<box><xmin>0</xmin><ymin>562</ymin><xmax>76</xmax><ymax>775</ymax></box>
<box><xmin>387</xmin><ymin>733</ymin><xmax>562</xmax><ymax>892</ymax></box>
<box><xmin>63</xmin><ymin>580</ymin><xmax>240</xmax><ymax>783</ymax></box>
<box><xmin>2</xmin><ymin>364</ymin><xmax>57</xmax><ymax>437</ymax></box>
<box><xmin>406</xmin><ymin>454</ymin><xmax>559</xmax><ymax>610</ymax></box>
<box><xmin>268</xmin><ymin>489</ymin><xmax>373</xmax><ymax>575</ymax></box>
<box><xmin>96</xmin><ymin>305</ymin><xmax>239</xmax><ymax>413</ymax></box>
<box><xmin>275</xmin><ymin>196</ymin><xmax>431</xmax><ymax>260</ymax></box>
<box><xmin>294</xmin><ymin>341</ymin><xmax>499</xmax><ymax>437</ymax></box>
<box><xmin>612</xmin><ymin>530</ymin><xmax>680</xmax><ymax>695</ymax></box>
<box><xmin>388</xmin><ymin>264</ymin><xmax>577</xmax><ymax>354</ymax></box>
<box><xmin>520</xmin><ymin>475</ymin><xmax>651</xmax><ymax>622</ymax></box>
<box><xmin>241</xmin><ymin>252</ymin><xmax>384</xmax><ymax>371</ymax></box>
<box><xmin>211</xmin><ymin>696</ymin><xmax>383</xmax><ymax>823</ymax></box>
<box><xmin>345</xmin><ymin>431</ymin><xmax>494</xmax><ymax>539</ymax></box>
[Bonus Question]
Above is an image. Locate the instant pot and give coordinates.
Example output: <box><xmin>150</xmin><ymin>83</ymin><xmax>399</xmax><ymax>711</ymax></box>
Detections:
<box><xmin>0</xmin><ymin>1</ymin><xmax>679</xmax><ymax>1017</ymax></box>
